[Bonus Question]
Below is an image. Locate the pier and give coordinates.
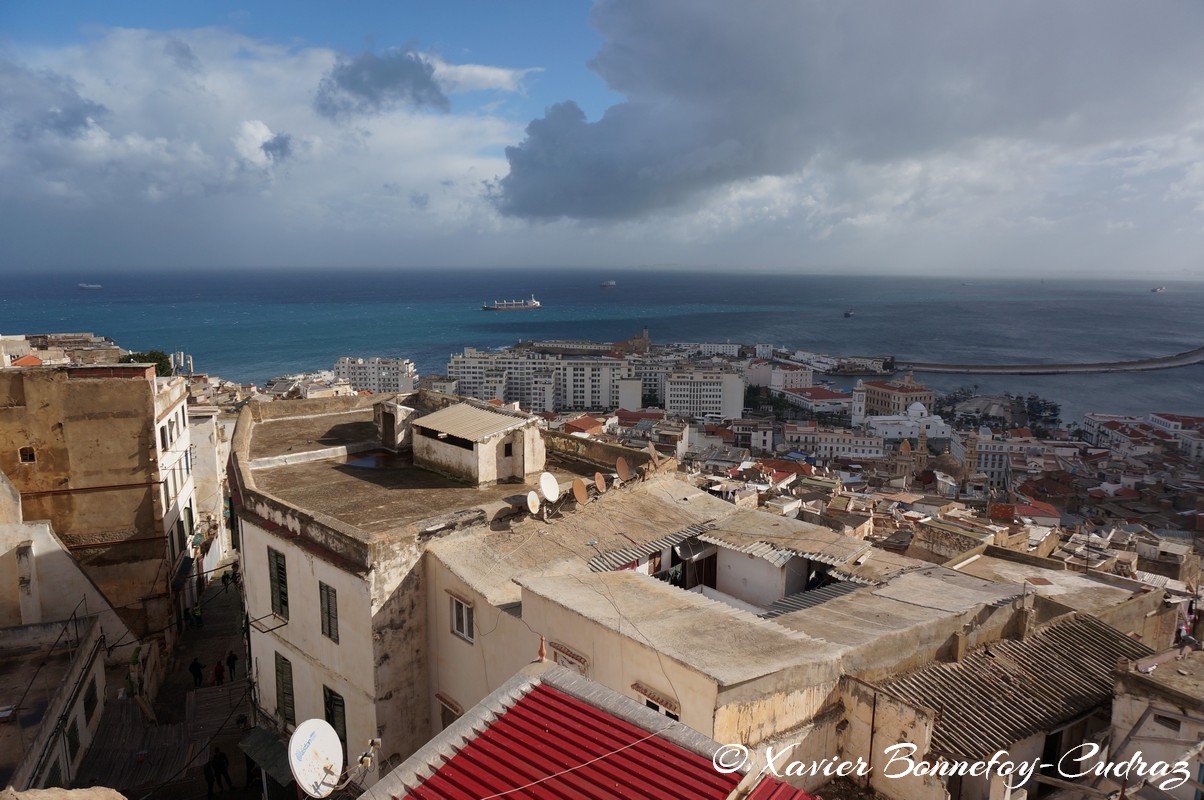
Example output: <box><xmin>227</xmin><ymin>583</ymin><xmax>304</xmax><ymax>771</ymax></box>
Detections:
<box><xmin>903</xmin><ymin>344</ymin><xmax>1204</xmax><ymax>375</ymax></box>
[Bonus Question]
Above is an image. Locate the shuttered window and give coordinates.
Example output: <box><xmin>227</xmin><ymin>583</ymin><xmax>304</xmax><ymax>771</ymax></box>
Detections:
<box><xmin>268</xmin><ymin>547</ymin><xmax>288</xmax><ymax>619</ymax></box>
<box><xmin>319</xmin><ymin>582</ymin><xmax>339</xmax><ymax>643</ymax></box>
<box><xmin>83</xmin><ymin>678</ymin><xmax>98</xmax><ymax>723</ymax></box>
<box><xmin>323</xmin><ymin>686</ymin><xmax>347</xmax><ymax>759</ymax></box>
<box><xmin>275</xmin><ymin>652</ymin><xmax>295</xmax><ymax>726</ymax></box>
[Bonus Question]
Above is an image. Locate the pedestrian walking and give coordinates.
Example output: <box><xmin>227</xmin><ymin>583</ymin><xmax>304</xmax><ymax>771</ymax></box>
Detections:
<box><xmin>222</xmin><ymin>572</ymin><xmax>231</xmax><ymax>592</ymax></box>
<box><xmin>213</xmin><ymin>660</ymin><xmax>225</xmax><ymax>686</ymax></box>
<box><xmin>193</xmin><ymin>604</ymin><xmax>204</xmax><ymax>629</ymax></box>
<box><xmin>203</xmin><ymin>760</ymin><xmax>216</xmax><ymax>798</ymax></box>
<box><xmin>211</xmin><ymin>747</ymin><xmax>234</xmax><ymax>791</ymax></box>
<box><xmin>226</xmin><ymin>649</ymin><xmax>238</xmax><ymax>679</ymax></box>
<box><xmin>189</xmin><ymin>657</ymin><xmax>204</xmax><ymax>687</ymax></box>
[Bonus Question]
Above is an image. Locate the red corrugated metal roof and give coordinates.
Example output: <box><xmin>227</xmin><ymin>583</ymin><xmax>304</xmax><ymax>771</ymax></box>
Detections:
<box><xmin>748</xmin><ymin>779</ymin><xmax>817</xmax><ymax>800</ymax></box>
<box><xmin>402</xmin><ymin>684</ymin><xmax>740</xmax><ymax>800</ymax></box>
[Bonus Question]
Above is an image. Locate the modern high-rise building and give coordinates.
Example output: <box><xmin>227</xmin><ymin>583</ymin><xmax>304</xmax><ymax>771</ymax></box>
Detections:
<box><xmin>334</xmin><ymin>356</ymin><xmax>418</xmax><ymax>394</ymax></box>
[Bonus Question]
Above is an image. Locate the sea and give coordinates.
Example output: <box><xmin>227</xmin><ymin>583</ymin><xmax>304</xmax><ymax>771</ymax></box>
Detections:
<box><xmin>3</xmin><ymin>268</ymin><xmax>1202</xmax><ymax>426</ymax></box>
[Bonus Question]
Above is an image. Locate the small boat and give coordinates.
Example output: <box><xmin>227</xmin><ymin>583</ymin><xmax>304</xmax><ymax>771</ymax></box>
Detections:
<box><xmin>843</xmin><ymin>309</ymin><xmax>854</xmax><ymax>318</ymax></box>
<box><xmin>78</xmin><ymin>283</ymin><xmax>103</xmax><ymax>289</ymax></box>
<box><xmin>482</xmin><ymin>294</ymin><xmax>542</xmax><ymax>311</ymax></box>
<box><xmin>1150</xmin><ymin>286</ymin><xmax>1166</xmax><ymax>293</ymax></box>
<box><xmin>599</xmin><ymin>280</ymin><xmax>617</xmax><ymax>289</ymax></box>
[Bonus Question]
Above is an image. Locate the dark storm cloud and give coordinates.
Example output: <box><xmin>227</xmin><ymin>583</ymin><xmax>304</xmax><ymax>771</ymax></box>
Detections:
<box><xmin>261</xmin><ymin>132</ymin><xmax>293</xmax><ymax>162</ymax></box>
<box><xmin>314</xmin><ymin>49</ymin><xmax>449</xmax><ymax>119</ymax></box>
<box><xmin>1</xmin><ymin>60</ymin><xmax>107</xmax><ymax>140</ymax></box>
<box><xmin>495</xmin><ymin>0</ymin><xmax>1204</xmax><ymax>220</ymax></box>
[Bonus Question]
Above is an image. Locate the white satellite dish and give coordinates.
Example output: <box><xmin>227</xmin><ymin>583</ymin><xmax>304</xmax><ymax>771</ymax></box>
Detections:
<box><xmin>539</xmin><ymin>472</ymin><xmax>561</xmax><ymax>502</ymax></box>
<box><xmin>526</xmin><ymin>491</ymin><xmax>541</xmax><ymax>515</ymax></box>
<box><xmin>289</xmin><ymin>719</ymin><xmax>344</xmax><ymax>798</ymax></box>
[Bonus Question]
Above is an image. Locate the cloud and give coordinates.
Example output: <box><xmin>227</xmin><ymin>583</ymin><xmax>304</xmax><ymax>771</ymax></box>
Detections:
<box><xmin>426</xmin><ymin>57</ymin><xmax>541</xmax><ymax>94</ymax></box>
<box><xmin>314</xmin><ymin>49</ymin><xmax>449</xmax><ymax>119</ymax></box>
<box><xmin>1</xmin><ymin>59</ymin><xmax>108</xmax><ymax>141</ymax></box>
<box><xmin>261</xmin><ymin>132</ymin><xmax>293</xmax><ymax>162</ymax></box>
<box><xmin>495</xmin><ymin>0</ymin><xmax>1204</xmax><ymax>222</ymax></box>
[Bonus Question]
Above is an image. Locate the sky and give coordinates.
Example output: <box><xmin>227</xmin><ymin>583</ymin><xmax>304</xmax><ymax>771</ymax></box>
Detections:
<box><xmin>3</xmin><ymin>1</ymin><xmax>1204</xmax><ymax>277</ymax></box>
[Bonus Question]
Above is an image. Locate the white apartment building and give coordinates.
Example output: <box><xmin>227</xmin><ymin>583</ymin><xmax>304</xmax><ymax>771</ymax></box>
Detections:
<box><xmin>670</xmin><ymin>342</ymin><xmax>741</xmax><ymax>357</ymax></box>
<box><xmin>334</xmin><ymin>357</ymin><xmax>418</xmax><ymax>394</ymax></box>
<box><xmin>664</xmin><ymin>365</ymin><xmax>745</xmax><ymax>421</ymax></box>
<box><xmin>782</xmin><ymin>423</ymin><xmax>885</xmax><ymax>461</ymax></box>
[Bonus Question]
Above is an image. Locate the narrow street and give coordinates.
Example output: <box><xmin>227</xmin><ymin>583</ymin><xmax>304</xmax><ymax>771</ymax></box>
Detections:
<box><xmin>77</xmin><ymin>563</ymin><xmax>259</xmax><ymax>800</ymax></box>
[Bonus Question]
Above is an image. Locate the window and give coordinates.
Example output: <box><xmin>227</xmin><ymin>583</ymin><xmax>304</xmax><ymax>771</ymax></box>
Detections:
<box><xmin>160</xmin><ymin>426</ymin><xmax>169</xmax><ymax>451</ymax></box>
<box><xmin>83</xmin><ymin>678</ymin><xmax>98</xmax><ymax>723</ymax></box>
<box><xmin>1153</xmin><ymin>713</ymin><xmax>1181</xmax><ymax>732</ymax></box>
<box><xmin>550</xmin><ymin>642</ymin><xmax>588</xmax><ymax>676</ymax></box>
<box><xmin>275</xmin><ymin>653</ymin><xmax>295</xmax><ymax>726</ymax></box>
<box><xmin>323</xmin><ymin>686</ymin><xmax>347</xmax><ymax>759</ymax></box>
<box><xmin>504</xmin><ymin>442</ymin><xmax>513</xmax><ymax>457</ymax></box>
<box><xmin>19</xmin><ymin>446</ymin><xmax>35</xmax><ymax>464</ymax></box>
<box><xmin>319</xmin><ymin>582</ymin><xmax>339</xmax><ymax>643</ymax></box>
<box><xmin>268</xmin><ymin>548</ymin><xmax>289</xmax><ymax>619</ymax></box>
<box><xmin>450</xmin><ymin>595</ymin><xmax>474</xmax><ymax>642</ymax></box>
<box><xmin>66</xmin><ymin>717</ymin><xmax>80</xmax><ymax>761</ymax></box>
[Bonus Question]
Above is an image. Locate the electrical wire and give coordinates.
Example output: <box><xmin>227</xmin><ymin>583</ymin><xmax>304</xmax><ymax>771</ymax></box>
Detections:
<box><xmin>133</xmin><ymin>683</ymin><xmax>252</xmax><ymax>800</ymax></box>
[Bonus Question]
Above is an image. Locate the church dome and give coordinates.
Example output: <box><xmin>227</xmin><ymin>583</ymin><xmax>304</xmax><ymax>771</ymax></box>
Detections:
<box><xmin>907</xmin><ymin>401</ymin><xmax>927</xmax><ymax>418</ymax></box>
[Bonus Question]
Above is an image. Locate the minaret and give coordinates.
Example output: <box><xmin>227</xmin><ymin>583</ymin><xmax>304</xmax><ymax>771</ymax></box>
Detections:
<box><xmin>852</xmin><ymin>379</ymin><xmax>866</xmax><ymax>426</ymax></box>
<box><xmin>962</xmin><ymin>430</ymin><xmax>979</xmax><ymax>487</ymax></box>
<box><xmin>916</xmin><ymin>429</ymin><xmax>929</xmax><ymax>472</ymax></box>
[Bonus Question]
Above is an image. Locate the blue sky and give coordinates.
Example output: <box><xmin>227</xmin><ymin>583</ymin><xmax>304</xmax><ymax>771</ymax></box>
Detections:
<box><xmin>3</xmin><ymin>1</ymin><xmax>1204</xmax><ymax>277</ymax></box>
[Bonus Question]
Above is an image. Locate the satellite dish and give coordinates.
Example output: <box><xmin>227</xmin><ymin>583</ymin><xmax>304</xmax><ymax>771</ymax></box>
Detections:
<box><xmin>616</xmin><ymin>457</ymin><xmax>632</xmax><ymax>482</ymax></box>
<box><xmin>594</xmin><ymin>471</ymin><xmax>608</xmax><ymax>494</ymax></box>
<box><xmin>539</xmin><ymin>472</ymin><xmax>561</xmax><ymax>502</ymax></box>
<box><xmin>526</xmin><ymin>491</ymin><xmax>541</xmax><ymax>514</ymax></box>
<box><xmin>289</xmin><ymin>719</ymin><xmax>344</xmax><ymax>799</ymax></box>
<box><xmin>572</xmin><ymin>478</ymin><xmax>588</xmax><ymax>505</ymax></box>
<box><xmin>646</xmin><ymin>443</ymin><xmax>661</xmax><ymax>468</ymax></box>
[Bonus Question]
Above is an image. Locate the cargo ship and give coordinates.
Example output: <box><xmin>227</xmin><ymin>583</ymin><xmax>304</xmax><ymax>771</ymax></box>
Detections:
<box><xmin>599</xmin><ymin>280</ymin><xmax>617</xmax><ymax>288</ymax></box>
<box><xmin>482</xmin><ymin>294</ymin><xmax>542</xmax><ymax>311</ymax></box>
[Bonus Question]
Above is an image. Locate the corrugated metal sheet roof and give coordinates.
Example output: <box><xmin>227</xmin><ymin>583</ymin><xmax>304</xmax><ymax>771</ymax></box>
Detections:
<box><xmin>413</xmin><ymin>403</ymin><xmax>528</xmax><ymax>441</ymax></box>
<box><xmin>696</xmin><ymin>530</ymin><xmax>869</xmax><ymax>569</ymax></box>
<box><xmin>760</xmin><ymin>581</ymin><xmax>862</xmax><ymax>618</ymax></box>
<box><xmin>588</xmin><ymin>522</ymin><xmax>717</xmax><ymax>572</ymax></box>
<box><xmin>879</xmin><ymin>615</ymin><xmax>1152</xmax><ymax>760</ymax></box>
<box><xmin>400</xmin><ymin>683</ymin><xmax>740</xmax><ymax>800</ymax></box>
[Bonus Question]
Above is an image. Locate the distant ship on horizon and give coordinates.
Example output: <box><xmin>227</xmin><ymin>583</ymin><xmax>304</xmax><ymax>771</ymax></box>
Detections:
<box><xmin>844</xmin><ymin>309</ymin><xmax>854</xmax><ymax>318</ymax></box>
<box><xmin>78</xmin><ymin>283</ymin><xmax>103</xmax><ymax>290</ymax></box>
<box><xmin>1151</xmin><ymin>286</ymin><xmax>1166</xmax><ymax>293</ymax></box>
<box><xmin>482</xmin><ymin>294</ymin><xmax>542</xmax><ymax>311</ymax></box>
<box><xmin>599</xmin><ymin>280</ymin><xmax>617</xmax><ymax>288</ymax></box>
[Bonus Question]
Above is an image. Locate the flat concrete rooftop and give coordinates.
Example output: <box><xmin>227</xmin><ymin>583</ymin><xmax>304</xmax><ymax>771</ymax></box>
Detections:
<box><xmin>953</xmin><ymin>554</ymin><xmax>1137</xmax><ymax>612</ymax></box>
<box><xmin>249</xmin><ymin>408</ymin><xmax>379</xmax><ymax>460</ymax></box>
<box><xmin>245</xmin><ymin>405</ymin><xmax>596</xmax><ymax>536</ymax></box>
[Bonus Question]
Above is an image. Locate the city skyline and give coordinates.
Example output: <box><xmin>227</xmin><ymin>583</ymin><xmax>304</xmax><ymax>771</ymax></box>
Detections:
<box><xmin>4</xmin><ymin>1</ymin><xmax>1204</xmax><ymax>277</ymax></box>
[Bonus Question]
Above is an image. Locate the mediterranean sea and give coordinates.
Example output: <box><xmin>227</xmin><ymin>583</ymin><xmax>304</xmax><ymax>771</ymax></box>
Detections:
<box><xmin>3</xmin><ymin>268</ymin><xmax>1202</xmax><ymax>425</ymax></box>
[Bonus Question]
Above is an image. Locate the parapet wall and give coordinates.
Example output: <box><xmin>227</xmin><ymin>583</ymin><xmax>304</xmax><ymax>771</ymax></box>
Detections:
<box><xmin>540</xmin><ymin>430</ymin><xmax>655</xmax><ymax>471</ymax></box>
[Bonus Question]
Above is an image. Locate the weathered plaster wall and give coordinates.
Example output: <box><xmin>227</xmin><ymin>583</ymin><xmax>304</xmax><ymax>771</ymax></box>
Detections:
<box><xmin>841</xmin><ymin>677</ymin><xmax>948</xmax><ymax>800</ymax></box>
<box><xmin>540</xmin><ymin>430</ymin><xmax>653</xmax><ymax>471</ymax></box>
<box><xmin>520</xmin><ymin>584</ymin><xmax>720</xmax><ymax>737</ymax></box>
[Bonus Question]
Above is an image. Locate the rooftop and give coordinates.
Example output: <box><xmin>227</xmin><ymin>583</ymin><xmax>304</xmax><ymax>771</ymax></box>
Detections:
<box><xmin>0</xmin><ymin>641</ymin><xmax>74</xmax><ymax>783</ymax></box>
<box><xmin>412</xmin><ymin>402</ymin><xmax>531</xmax><ymax>441</ymax></box>
<box><xmin>374</xmin><ymin>663</ymin><xmax>815</xmax><ymax>800</ymax></box>
<box><xmin>240</xmin><ymin>399</ymin><xmax>591</xmax><ymax>538</ymax></box>
<box><xmin>879</xmin><ymin>614</ymin><xmax>1152</xmax><ymax>760</ymax></box>
<box><xmin>953</xmin><ymin>553</ymin><xmax>1140</xmax><ymax>613</ymax></box>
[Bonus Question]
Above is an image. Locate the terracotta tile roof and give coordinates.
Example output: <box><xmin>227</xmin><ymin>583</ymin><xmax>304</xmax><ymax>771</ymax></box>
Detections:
<box><xmin>784</xmin><ymin>387</ymin><xmax>849</xmax><ymax>401</ymax></box>
<box><xmin>11</xmin><ymin>354</ymin><xmax>43</xmax><ymax>366</ymax></box>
